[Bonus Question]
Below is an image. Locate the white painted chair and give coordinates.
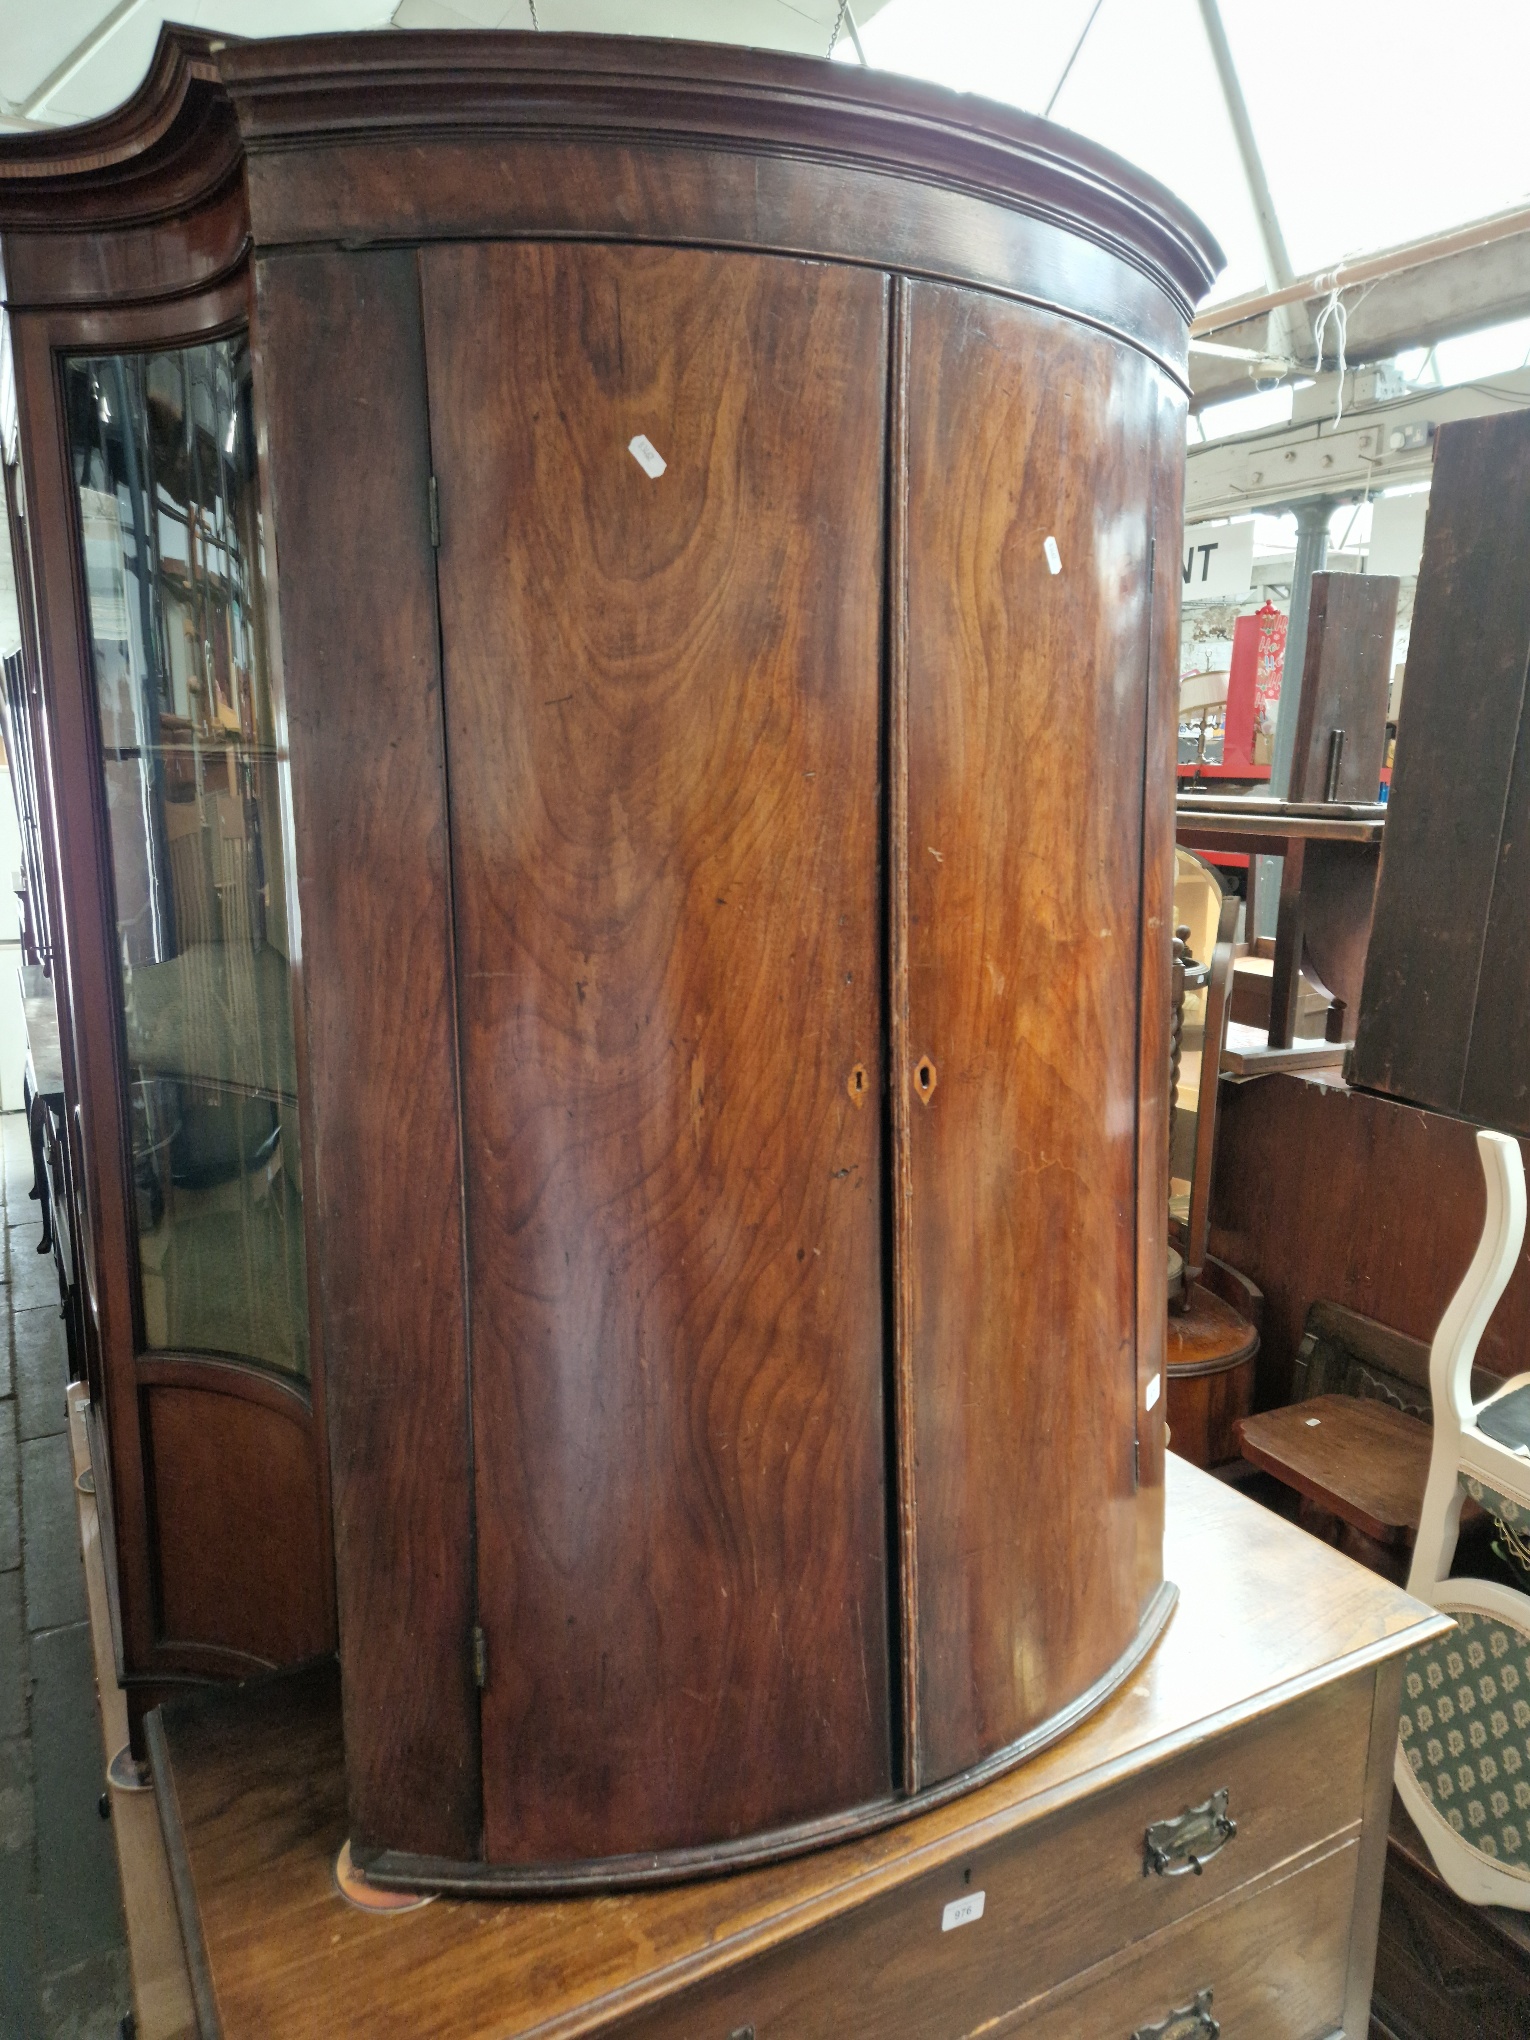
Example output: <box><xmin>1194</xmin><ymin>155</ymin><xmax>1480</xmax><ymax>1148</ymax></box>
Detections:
<box><xmin>1396</xmin><ymin>1127</ymin><xmax>1530</xmax><ymax>1907</ymax></box>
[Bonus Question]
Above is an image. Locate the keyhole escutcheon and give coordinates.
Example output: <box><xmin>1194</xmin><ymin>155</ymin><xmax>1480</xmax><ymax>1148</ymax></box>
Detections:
<box><xmin>847</xmin><ymin>1063</ymin><xmax>869</xmax><ymax>1108</ymax></box>
<box><xmin>914</xmin><ymin>1055</ymin><xmax>937</xmax><ymax>1103</ymax></box>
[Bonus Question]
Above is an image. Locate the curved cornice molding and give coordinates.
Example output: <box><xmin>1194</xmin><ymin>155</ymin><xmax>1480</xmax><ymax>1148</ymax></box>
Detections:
<box><xmin>0</xmin><ymin>27</ymin><xmax>1222</xmax><ymax>315</ymax></box>
<box><xmin>222</xmin><ymin>32</ymin><xmax>1222</xmax><ymax>314</ymax></box>
<box><xmin>0</xmin><ymin>30</ymin><xmax>238</xmax><ymax>233</ymax></box>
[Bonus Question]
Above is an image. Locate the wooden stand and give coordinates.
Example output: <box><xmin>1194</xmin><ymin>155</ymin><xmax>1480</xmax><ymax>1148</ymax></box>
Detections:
<box><xmin>146</xmin><ymin>1461</ymin><xmax>1443</xmax><ymax>2040</ymax></box>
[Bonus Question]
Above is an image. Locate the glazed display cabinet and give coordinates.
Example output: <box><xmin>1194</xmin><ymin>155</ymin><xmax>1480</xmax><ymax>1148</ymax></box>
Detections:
<box><xmin>0</xmin><ymin>30</ymin><xmax>1219</xmax><ymax>1887</ymax></box>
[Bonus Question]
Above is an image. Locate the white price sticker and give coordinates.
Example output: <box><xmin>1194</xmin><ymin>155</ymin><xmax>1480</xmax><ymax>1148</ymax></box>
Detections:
<box><xmin>941</xmin><ymin>1891</ymin><xmax>986</xmax><ymax>1932</ymax></box>
<box><xmin>1043</xmin><ymin>534</ymin><xmax>1062</xmax><ymax>575</ymax></box>
<box><xmin>628</xmin><ymin>433</ymin><xmax>667</xmax><ymax>479</ymax></box>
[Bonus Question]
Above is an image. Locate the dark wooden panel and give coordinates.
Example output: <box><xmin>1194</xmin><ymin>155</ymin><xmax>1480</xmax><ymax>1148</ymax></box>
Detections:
<box><xmin>242</xmin><ymin>136</ymin><xmax>1194</xmax><ymax>383</ymax></box>
<box><xmin>902</xmin><ymin>281</ymin><xmax>1154</xmax><ymax>1786</ymax></box>
<box><xmin>1463</xmin><ymin>458</ymin><xmax>1530</xmax><ymax>1124</ymax></box>
<box><xmin>1373</xmin><ymin>1791</ymin><xmax>1530</xmax><ymax>2040</ymax></box>
<box><xmin>1354</xmin><ymin>411</ymin><xmax>1530</xmax><ymax>1115</ymax></box>
<box><xmin>1286</xmin><ymin>571</ymin><xmax>1399</xmax><ymax>803</ymax></box>
<box><xmin>1299</xmin><ymin>839</ymin><xmax>1380</xmax><ymax>1023</ymax></box>
<box><xmin>144</xmin><ymin>1379</ymin><xmax>329</xmax><ymax>1667</ymax></box>
<box><xmin>256</xmin><ymin>247</ymin><xmax>478</xmax><ymax>1858</ymax></box>
<box><xmin>422</xmin><ymin>242</ymin><xmax>891</xmax><ymax>1862</ymax></box>
<box><xmin>1136</xmin><ymin>368</ymin><xmax>1187</xmax><ymax>1602</ymax></box>
<box><xmin>1209</xmin><ymin>1071</ymin><xmax>1530</xmax><ymax>1410</ymax></box>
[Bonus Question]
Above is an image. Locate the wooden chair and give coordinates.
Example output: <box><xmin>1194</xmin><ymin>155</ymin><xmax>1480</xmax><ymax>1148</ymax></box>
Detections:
<box><xmin>1166</xmin><ymin>853</ymin><xmax>1260</xmax><ymax>1466</ymax></box>
<box><xmin>1395</xmin><ymin>1128</ymin><xmax>1530</xmax><ymax>1909</ymax></box>
<box><xmin>1237</xmin><ymin>1304</ymin><xmax>1436</xmax><ymax>1579</ymax></box>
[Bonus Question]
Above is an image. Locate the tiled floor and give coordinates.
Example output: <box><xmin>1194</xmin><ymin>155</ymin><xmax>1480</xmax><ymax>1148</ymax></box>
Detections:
<box><xmin>0</xmin><ymin>1111</ymin><xmax>129</xmax><ymax>2040</ymax></box>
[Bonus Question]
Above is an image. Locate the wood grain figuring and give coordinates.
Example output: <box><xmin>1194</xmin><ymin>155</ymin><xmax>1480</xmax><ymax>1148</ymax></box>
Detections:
<box><xmin>1209</xmin><ymin>1071</ymin><xmax>1530</xmax><ymax>1408</ymax></box>
<box><xmin>143</xmin><ymin>1380</ymin><xmax>329</xmax><ymax>1669</ymax></box>
<box><xmin>1</xmin><ymin>27</ymin><xmax>1230</xmax><ymax>1886</ymax></box>
<box><xmin>1354</xmin><ymin>410</ymin><xmax>1530</xmax><ymax>1118</ymax></box>
<box><xmin>1236</xmin><ymin>1395</ymin><xmax>1432</xmax><ymax>1546</ymax></box>
<box><xmin>1164</xmin><ymin>1354</ymin><xmax>1258</xmax><ymax>1471</ymax></box>
<box><xmin>902</xmin><ymin>280</ymin><xmax>1156</xmax><ymax>1785</ymax></box>
<box><xmin>986</xmin><ymin>1837</ymin><xmax>1355</xmax><ymax>2040</ymax></box>
<box><xmin>422</xmin><ymin>242</ymin><xmax>892</xmax><ymax>1860</ymax></box>
<box><xmin>1166</xmin><ymin>1286</ymin><xmax>1258</xmax><ymax>1374</ymax></box>
<box><xmin>257</xmin><ymin>247</ymin><xmax>479</xmax><ymax>1858</ymax></box>
<box><xmin>145</xmin><ymin>1460</ymin><xmax>1444</xmax><ymax>2040</ymax></box>
<box><xmin>1165</xmin><ymin>1283</ymin><xmax>1257</xmax><ymax>1469</ymax></box>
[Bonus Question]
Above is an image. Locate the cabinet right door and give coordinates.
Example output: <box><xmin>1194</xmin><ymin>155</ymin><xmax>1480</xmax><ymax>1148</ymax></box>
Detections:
<box><xmin>901</xmin><ymin>280</ymin><xmax>1160</xmax><ymax>1786</ymax></box>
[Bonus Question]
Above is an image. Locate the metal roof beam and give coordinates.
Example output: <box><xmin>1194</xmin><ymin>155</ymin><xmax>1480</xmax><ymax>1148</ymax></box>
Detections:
<box><xmin>1190</xmin><ymin>227</ymin><xmax>1530</xmax><ymax>407</ymax></box>
<box><xmin>1195</xmin><ymin>0</ymin><xmax>1308</xmax><ymax>366</ymax></box>
<box><xmin>1196</xmin><ymin>0</ymin><xmax>1293</xmax><ymax>288</ymax></box>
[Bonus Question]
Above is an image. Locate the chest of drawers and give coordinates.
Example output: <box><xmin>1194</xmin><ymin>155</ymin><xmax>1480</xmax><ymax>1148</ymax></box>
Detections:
<box><xmin>149</xmin><ymin>1459</ymin><xmax>1445</xmax><ymax>2038</ymax></box>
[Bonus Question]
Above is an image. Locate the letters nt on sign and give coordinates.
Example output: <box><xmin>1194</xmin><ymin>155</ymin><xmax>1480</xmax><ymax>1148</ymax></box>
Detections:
<box><xmin>1181</xmin><ymin>519</ymin><xmax>1254</xmax><ymax>603</ymax></box>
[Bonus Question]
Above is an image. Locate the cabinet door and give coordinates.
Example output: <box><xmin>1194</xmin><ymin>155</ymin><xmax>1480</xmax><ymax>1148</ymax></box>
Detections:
<box><xmin>900</xmin><ymin>281</ymin><xmax>1159</xmax><ymax>1786</ymax></box>
<box><xmin>421</xmin><ymin>244</ymin><xmax>892</xmax><ymax>1863</ymax></box>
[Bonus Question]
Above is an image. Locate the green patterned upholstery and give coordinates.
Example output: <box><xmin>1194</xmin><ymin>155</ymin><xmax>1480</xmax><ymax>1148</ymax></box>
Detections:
<box><xmin>1465</xmin><ymin>1473</ymin><xmax>1530</xmax><ymax>1536</ymax></box>
<box><xmin>1398</xmin><ymin>1610</ymin><xmax>1530</xmax><ymax>1881</ymax></box>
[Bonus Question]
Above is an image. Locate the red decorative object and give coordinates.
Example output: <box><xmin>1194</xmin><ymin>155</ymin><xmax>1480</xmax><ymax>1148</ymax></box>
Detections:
<box><xmin>1224</xmin><ymin>601</ymin><xmax>1286</xmax><ymax>769</ymax></box>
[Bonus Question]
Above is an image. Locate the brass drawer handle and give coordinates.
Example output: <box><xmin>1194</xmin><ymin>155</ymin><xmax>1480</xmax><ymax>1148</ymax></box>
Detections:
<box><xmin>1131</xmin><ymin>1986</ymin><xmax>1219</xmax><ymax>2039</ymax></box>
<box><xmin>1142</xmin><ymin>1788</ymin><xmax>1236</xmax><ymax>1877</ymax></box>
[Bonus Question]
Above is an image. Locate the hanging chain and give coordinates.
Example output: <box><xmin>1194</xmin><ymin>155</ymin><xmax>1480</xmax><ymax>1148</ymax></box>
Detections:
<box><xmin>827</xmin><ymin>0</ymin><xmax>851</xmax><ymax>56</ymax></box>
<box><xmin>528</xmin><ymin>0</ymin><xmax>540</xmax><ymax>26</ymax></box>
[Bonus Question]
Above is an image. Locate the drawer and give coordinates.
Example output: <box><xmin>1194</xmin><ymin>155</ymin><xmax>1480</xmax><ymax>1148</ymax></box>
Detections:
<box><xmin>614</xmin><ymin>1672</ymin><xmax>1373</xmax><ymax>2040</ymax></box>
<box><xmin>990</xmin><ymin>1832</ymin><xmax>1356</xmax><ymax>2040</ymax></box>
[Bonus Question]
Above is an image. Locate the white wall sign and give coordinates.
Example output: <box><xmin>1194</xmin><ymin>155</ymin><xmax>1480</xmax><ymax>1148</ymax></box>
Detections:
<box><xmin>1182</xmin><ymin>519</ymin><xmax>1254</xmax><ymax>602</ymax></box>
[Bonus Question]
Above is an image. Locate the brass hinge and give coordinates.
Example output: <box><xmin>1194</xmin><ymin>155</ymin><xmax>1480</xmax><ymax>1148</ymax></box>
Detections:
<box><xmin>471</xmin><ymin>1624</ymin><xmax>487</xmax><ymax>1689</ymax></box>
<box><xmin>429</xmin><ymin>474</ymin><xmax>440</xmax><ymax>549</ymax></box>
<box><xmin>1133</xmin><ymin>1436</ymin><xmax>1141</xmax><ymax>1489</ymax></box>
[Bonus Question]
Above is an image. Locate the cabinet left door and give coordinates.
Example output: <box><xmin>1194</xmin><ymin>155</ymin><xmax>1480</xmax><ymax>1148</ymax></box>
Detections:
<box><xmin>56</xmin><ymin>332</ymin><xmax>332</xmax><ymax>1681</ymax></box>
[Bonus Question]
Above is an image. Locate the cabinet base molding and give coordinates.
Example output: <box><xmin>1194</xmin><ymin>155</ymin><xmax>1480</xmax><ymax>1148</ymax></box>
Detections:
<box><xmin>354</xmin><ymin>1582</ymin><xmax>1178</xmax><ymax>1897</ymax></box>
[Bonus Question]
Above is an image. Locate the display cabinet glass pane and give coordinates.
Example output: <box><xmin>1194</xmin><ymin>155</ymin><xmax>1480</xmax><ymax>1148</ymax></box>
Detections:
<box><xmin>64</xmin><ymin>339</ymin><xmax>308</xmax><ymax>1379</ymax></box>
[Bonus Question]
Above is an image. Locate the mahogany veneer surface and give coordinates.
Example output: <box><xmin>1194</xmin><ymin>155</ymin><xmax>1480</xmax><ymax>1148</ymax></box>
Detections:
<box><xmin>423</xmin><ymin>239</ymin><xmax>893</xmax><ymax>1860</ymax></box>
<box><xmin>902</xmin><ymin>281</ymin><xmax>1157</xmax><ymax>1785</ymax></box>
<box><xmin>3</xmin><ymin>27</ymin><xmax>1226</xmax><ymax>1885</ymax></box>
<box><xmin>149</xmin><ymin>1459</ymin><xmax>1445</xmax><ymax>2040</ymax></box>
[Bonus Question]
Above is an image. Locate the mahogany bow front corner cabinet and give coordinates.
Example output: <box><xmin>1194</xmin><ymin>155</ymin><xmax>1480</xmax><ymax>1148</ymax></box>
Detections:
<box><xmin>0</xmin><ymin>30</ymin><xmax>1222</xmax><ymax>1889</ymax></box>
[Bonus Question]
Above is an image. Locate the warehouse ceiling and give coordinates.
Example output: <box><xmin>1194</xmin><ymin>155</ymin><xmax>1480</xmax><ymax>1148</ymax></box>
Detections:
<box><xmin>0</xmin><ymin>0</ymin><xmax>891</xmax><ymax>129</ymax></box>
